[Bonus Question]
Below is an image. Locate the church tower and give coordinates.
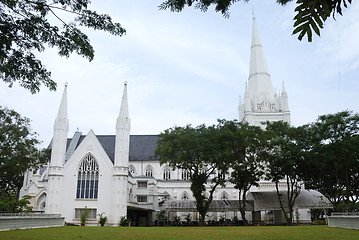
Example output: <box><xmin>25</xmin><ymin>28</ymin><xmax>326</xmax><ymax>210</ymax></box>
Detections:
<box><xmin>238</xmin><ymin>17</ymin><xmax>290</xmax><ymax>127</ymax></box>
<box><xmin>46</xmin><ymin>84</ymin><xmax>69</xmax><ymax>214</ymax></box>
<box><xmin>112</xmin><ymin>82</ymin><xmax>131</xmax><ymax>221</ymax></box>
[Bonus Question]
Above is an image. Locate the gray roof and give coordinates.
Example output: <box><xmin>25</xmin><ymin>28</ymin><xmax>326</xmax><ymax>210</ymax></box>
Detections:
<box><xmin>165</xmin><ymin>200</ymin><xmax>254</xmax><ymax>212</ymax></box>
<box><xmin>249</xmin><ymin>190</ymin><xmax>332</xmax><ymax>211</ymax></box>
<box><xmin>66</xmin><ymin>134</ymin><xmax>159</xmax><ymax>163</ymax></box>
<box><xmin>129</xmin><ymin>135</ymin><xmax>159</xmax><ymax>161</ymax></box>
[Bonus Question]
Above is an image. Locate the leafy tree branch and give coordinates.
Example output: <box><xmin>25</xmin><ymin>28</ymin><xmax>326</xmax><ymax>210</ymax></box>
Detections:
<box><xmin>0</xmin><ymin>0</ymin><xmax>126</xmax><ymax>93</ymax></box>
<box><xmin>159</xmin><ymin>0</ymin><xmax>353</xmax><ymax>42</ymax></box>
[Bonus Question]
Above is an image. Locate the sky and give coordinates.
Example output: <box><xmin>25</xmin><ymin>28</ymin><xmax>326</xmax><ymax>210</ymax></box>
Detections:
<box><xmin>1</xmin><ymin>0</ymin><xmax>359</xmax><ymax>148</ymax></box>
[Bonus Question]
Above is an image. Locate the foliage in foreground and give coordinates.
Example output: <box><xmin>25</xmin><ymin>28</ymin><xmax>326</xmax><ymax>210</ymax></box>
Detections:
<box><xmin>0</xmin><ymin>106</ymin><xmax>49</xmax><ymax>212</ymax></box>
<box><xmin>156</xmin><ymin>111</ymin><xmax>359</xmax><ymax>222</ymax></box>
<box><xmin>155</xmin><ymin>122</ymin><xmax>231</xmax><ymax>226</ymax></box>
<box><xmin>1</xmin><ymin>226</ymin><xmax>359</xmax><ymax>240</ymax></box>
<box><xmin>0</xmin><ymin>194</ymin><xmax>33</xmax><ymax>213</ymax></box>
<box><xmin>302</xmin><ymin>110</ymin><xmax>359</xmax><ymax>211</ymax></box>
<box><xmin>0</xmin><ymin>0</ymin><xmax>125</xmax><ymax>93</ymax></box>
<box><xmin>98</xmin><ymin>213</ymin><xmax>108</xmax><ymax>227</ymax></box>
<box><xmin>159</xmin><ymin>0</ymin><xmax>353</xmax><ymax>42</ymax></box>
<box><xmin>119</xmin><ymin>216</ymin><xmax>131</xmax><ymax>226</ymax></box>
<box><xmin>262</xmin><ymin>121</ymin><xmax>306</xmax><ymax>225</ymax></box>
<box><xmin>228</xmin><ymin>122</ymin><xmax>264</xmax><ymax>225</ymax></box>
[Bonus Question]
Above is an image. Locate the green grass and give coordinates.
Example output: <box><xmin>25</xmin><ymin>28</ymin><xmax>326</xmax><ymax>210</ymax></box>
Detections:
<box><xmin>0</xmin><ymin>225</ymin><xmax>358</xmax><ymax>240</ymax></box>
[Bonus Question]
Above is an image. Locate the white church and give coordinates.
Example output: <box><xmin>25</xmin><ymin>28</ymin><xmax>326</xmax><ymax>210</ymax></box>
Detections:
<box><xmin>20</xmin><ymin>18</ymin><xmax>330</xmax><ymax>226</ymax></box>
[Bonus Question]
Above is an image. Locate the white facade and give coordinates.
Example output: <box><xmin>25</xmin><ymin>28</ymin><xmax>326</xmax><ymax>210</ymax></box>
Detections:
<box><xmin>20</xmin><ymin>18</ymin><xmax>324</xmax><ymax>226</ymax></box>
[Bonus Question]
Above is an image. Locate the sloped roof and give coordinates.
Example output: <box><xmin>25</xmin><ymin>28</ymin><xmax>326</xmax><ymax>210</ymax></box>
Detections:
<box><xmin>129</xmin><ymin>135</ymin><xmax>159</xmax><ymax>161</ymax></box>
<box><xmin>65</xmin><ymin>134</ymin><xmax>159</xmax><ymax>163</ymax></box>
<box><xmin>249</xmin><ymin>190</ymin><xmax>332</xmax><ymax>211</ymax></box>
<box><xmin>165</xmin><ymin>200</ymin><xmax>254</xmax><ymax>212</ymax></box>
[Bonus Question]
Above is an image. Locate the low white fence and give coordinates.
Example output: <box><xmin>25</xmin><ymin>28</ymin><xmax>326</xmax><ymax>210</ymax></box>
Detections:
<box><xmin>0</xmin><ymin>213</ymin><xmax>65</xmax><ymax>231</ymax></box>
<box><xmin>327</xmin><ymin>213</ymin><xmax>359</xmax><ymax>230</ymax></box>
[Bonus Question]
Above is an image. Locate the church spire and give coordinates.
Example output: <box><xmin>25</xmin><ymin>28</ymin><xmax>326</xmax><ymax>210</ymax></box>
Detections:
<box><xmin>115</xmin><ymin>82</ymin><xmax>131</xmax><ymax>167</ymax></box>
<box><xmin>239</xmin><ymin>17</ymin><xmax>290</xmax><ymax>127</ymax></box>
<box><xmin>118</xmin><ymin>82</ymin><xmax>129</xmax><ymax>123</ymax></box>
<box><xmin>50</xmin><ymin>83</ymin><xmax>69</xmax><ymax>167</ymax></box>
<box><xmin>248</xmin><ymin>17</ymin><xmax>275</xmax><ymax>104</ymax></box>
<box><xmin>46</xmin><ymin>83</ymin><xmax>68</xmax><ymax>214</ymax></box>
<box><xmin>113</xmin><ymin>82</ymin><xmax>131</xmax><ymax>220</ymax></box>
<box><xmin>56</xmin><ymin>83</ymin><xmax>68</xmax><ymax>120</ymax></box>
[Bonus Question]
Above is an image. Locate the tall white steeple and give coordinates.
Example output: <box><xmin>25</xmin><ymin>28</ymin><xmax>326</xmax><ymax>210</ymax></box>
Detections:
<box><xmin>248</xmin><ymin>17</ymin><xmax>275</xmax><ymax>104</ymax></box>
<box><xmin>115</xmin><ymin>82</ymin><xmax>131</xmax><ymax>167</ymax></box>
<box><xmin>238</xmin><ymin>17</ymin><xmax>290</xmax><ymax>127</ymax></box>
<box><xmin>46</xmin><ymin>84</ymin><xmax>69</xmax><ymax>214</ymax></box>
<box><xmin>50</xmin><ymin>83</ymin><xmax>69</xmax><ymax>167</ymax></box>
<box><xmin>113</xmin><ymin>82</ymin><xmax>131</xmax><ymax>221</ymax></box>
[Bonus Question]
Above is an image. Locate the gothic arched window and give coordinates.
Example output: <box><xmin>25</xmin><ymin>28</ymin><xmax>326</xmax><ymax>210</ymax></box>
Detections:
<box><xmin>76</xmin><ymin>154</ymin><xmax>99</xmax><ymax>199</ymax></box>
<box><xmin>145</xmin><ymin>167</ymin><xmax>153</xmax><ymax>177</ymax></box>
<box><xmin>181</xmin><ymin>169</ymin><xmax>190</xmax><ymax>180</ymax></box>
<box><xmin>163</xmin><ymin>168</ymin><xmax>171</xmax><ymax>180</ymax></box>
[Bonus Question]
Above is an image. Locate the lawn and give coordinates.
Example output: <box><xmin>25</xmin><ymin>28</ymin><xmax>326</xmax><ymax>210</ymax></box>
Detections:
<box><xmin>0</xmin><ymin>225</ymin><xmax>358</xmax><ymax>240</ymax></box>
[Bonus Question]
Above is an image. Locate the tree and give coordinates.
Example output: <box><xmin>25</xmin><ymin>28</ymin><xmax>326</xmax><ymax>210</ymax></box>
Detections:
<box><xmin>155</xmin><ymin>122</ymin><xmax>230</xmax><ymax>226</ymax></box>
<box><xmin>159</xmin><ymin>0</ymin><xmax>353</xmax><ymax>42</ymax></box>
<box><xmin>229</xmin><ymin>122</ymin><xmax>265</xmax><ymax>225</ymax></box>
<box><xmin>0</xmin><ymin>106</ymin><xmax>49</xmax><ymax>212</ymax></box>
<box><xmin>0</xmin><ymin>194</ymin><xmax>33</xmax><ymax>213</ymax></box>
<box><xmin>0</xmin><ymin>0</ymin><xmax>125</xmax><ymax>93</ymax></box>
<box><xmin>303</xmin><ymin>111</ymin><xmax>359</xmax><ymax>211</ymax></box>
<box><xmin>262</xmin><ymin>121</ymin><xmax>306</xmax><ymax>225</ymax></box>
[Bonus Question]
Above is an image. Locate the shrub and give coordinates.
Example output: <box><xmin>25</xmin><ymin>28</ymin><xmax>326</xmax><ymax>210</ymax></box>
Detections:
<box><xmin>80</xmin><ymin>209</ymin><xmax>89</xmax><ymax>226</ymax></box>
<box><xmin>119</xmin><ymin>216</ymin><xmax>131</xmax><ymax>226</ymax></box>
<box><xmin>98</xmin><ymin>213</ymin><xmax>108</xmax><ymax>226</ymax></box>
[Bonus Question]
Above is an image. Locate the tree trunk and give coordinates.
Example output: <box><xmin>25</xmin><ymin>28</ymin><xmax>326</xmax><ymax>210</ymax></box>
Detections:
<box><xmin>287</xmin><ymin>206</ymin><xmax>293</xmax><ymax>226</ymax></box>
<box><xmin>275</xmin><ymin>181</ymin><xmax>291</xmax><ymax>225</ymax></box>
<box><xmin>239</xmin><ymin>191</ymin><xmax>249</xmax><ymax>226</ymax></box>
<box><xmin>199</xmin><ymin>212</ymin><xmax>206</xmax><ymax>226</ymax></box>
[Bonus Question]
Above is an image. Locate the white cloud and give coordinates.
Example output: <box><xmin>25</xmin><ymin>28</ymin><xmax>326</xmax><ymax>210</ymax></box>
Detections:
<box><xmin>1</xmin><ymin>0</ymin><xmax>358</xmax><ymax>147</ymax></box>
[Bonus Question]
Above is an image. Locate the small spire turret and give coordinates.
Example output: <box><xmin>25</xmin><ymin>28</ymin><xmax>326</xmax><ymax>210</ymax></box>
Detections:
<box><xmin>282</xmin><ymin>81</ymin><xmax>287</xmax><ymax>94</ymax></box>
<box><xmin>281</xmin><ymin>81</ymin><xmax>289</xmax><ymax>112</ymax></box>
